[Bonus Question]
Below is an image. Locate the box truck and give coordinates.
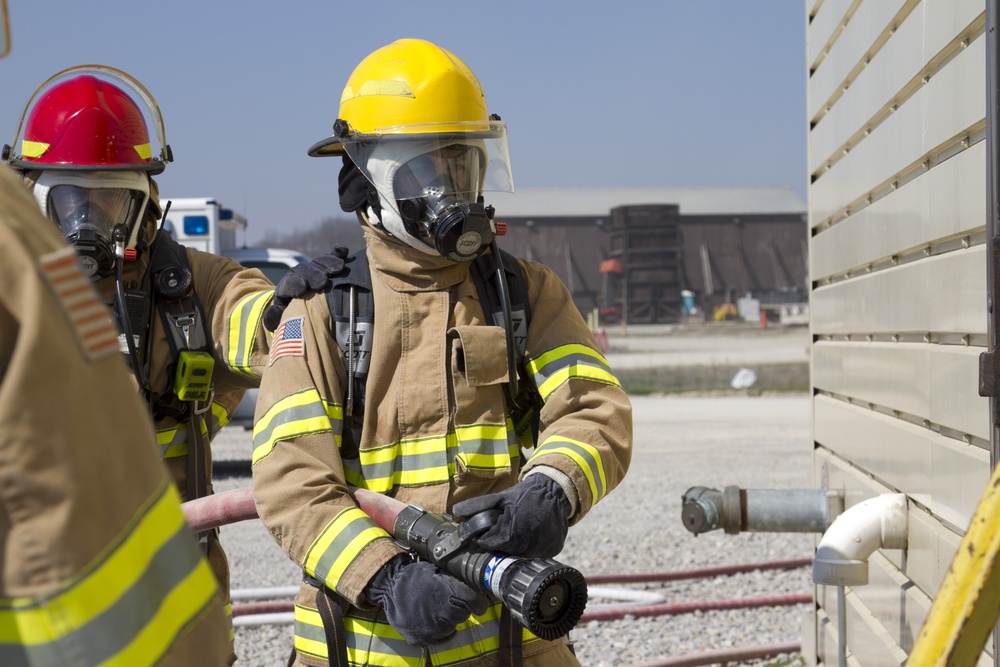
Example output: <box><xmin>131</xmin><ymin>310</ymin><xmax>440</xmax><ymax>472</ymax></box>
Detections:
<box><xmin>160</xmin><ymin>197</ymin><xmax>247</xmax><ymax>255</ymax></box>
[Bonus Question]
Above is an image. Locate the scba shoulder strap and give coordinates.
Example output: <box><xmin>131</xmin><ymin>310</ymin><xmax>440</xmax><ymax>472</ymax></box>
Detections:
<box><xmin>325</xmin><ymin>247</ymin><xmax>539</xmax><ymax>452</ymax></box>
<box><xmin>149</xmin><ymin>233</ymin><xmax>214</xmax><ymax>402</ymax></box>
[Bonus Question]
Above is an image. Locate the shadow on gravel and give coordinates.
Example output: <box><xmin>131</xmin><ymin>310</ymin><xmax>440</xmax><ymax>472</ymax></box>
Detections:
<box><xmin>215</xmin><ymin>459</ymin><xmax>252</xmax><ymax>478</ymax></box>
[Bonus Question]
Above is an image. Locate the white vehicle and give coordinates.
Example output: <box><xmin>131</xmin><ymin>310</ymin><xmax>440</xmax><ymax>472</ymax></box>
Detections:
<box><xmin>160</xmin><ymin>197</ymin><xmax>246</xmax><ymax>255</ymax></box>
<box><xmin>223</xmin><ymin>247</ymin><xmax>309</xmax><ymax>285</ymax></box>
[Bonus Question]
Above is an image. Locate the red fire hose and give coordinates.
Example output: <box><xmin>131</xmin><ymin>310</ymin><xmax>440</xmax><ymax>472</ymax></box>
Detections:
<box><xmin>186</xmin><ymin>488</ymin><xmax>813</xmax><ymax>655</ymax></box>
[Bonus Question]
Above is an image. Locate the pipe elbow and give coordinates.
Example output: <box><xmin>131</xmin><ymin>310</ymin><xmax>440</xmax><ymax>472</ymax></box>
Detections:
<box><xmin>813</xmin><ymin>493</ymin><xmax>907</xmax><ymax>587</ymax></box>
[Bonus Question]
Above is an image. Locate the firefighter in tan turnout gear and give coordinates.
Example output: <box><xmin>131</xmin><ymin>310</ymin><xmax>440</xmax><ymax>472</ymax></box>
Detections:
<box><xmin>4</xmin><ymin>65</ymin><xmax>275</xmax><ymax>664</ymax></box>
<box><xmin>252</xmin><ymin>38</ymin><xmax>632</xmax><ymax>666</ymax></box>
<box><xmin>0</xmin><ymin>159</ymin><xmax>230</xmax><ymax>665</ymax></box>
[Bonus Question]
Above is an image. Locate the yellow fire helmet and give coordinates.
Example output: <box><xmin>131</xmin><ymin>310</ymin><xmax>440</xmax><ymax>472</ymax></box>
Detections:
<box><xmin>309</xmin><ymin>38</ymin><xmax>515</xmax><ymax>261</ymax></box>
<box><xmin>310</xmin><ymin>38</ymin><xmax>501</xmax><ymax>155</ymax></box>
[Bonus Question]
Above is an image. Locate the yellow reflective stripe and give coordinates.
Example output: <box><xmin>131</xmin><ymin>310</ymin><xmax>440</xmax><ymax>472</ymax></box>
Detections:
<box><xmin>21</xmin><ymin>140</ymin><xmax>49</xmax><ymax>158</ymax></box>
<box><xmin>157</xmin><ymin>424</ymin><xmax>189</xmax><ymax>460</ymax></box>
<box><xmin>133</xmin><ymin>143</ymin><xmax>152</xmax><ymax>160</ymax></box>
<box><xmin>252</xmin><ymin>389</ymin><xmax>342</xmax><ymax>466</ymax></box>
<box><xmin>454</xmin><ymin>424</ymin><xmax>511</xmax><ymax>471</ymax></box>
<box><xmin>155</xmin><ymin>402</ymin><xmax>230</xmax><ymax>459</ymax></box>
<box><xmin>526</xmin><ymin>344</ymin><xmax>621</xmax><ymax>401</ymax></box>
<box><xmin>531</xmin><ymin>435</ymin><xmax>607</xmax><ymax>503</ymax></box>
<box><xmin>211</xmin><ymin>401</ymin><xmax>231</xmax><ymax>434</ymax></box>
<box><xmin>292</xmin><ymin>604</ymin><xmax>328</xmax><ymax>659</ymax></box>
<box><xmin>227</xmin><ymin>290</ymin><xmax>272</xmax><ymax>378</ymax></box>
<box><xmin>0</xmin><ymin>480</ymin><xmax>218</xmax><ymax>665</ymax></box>
<box><xmin>356</xmin><ymin>424</ymin><xmax>513</xmax><ymax>492</ymax></box>
<box><xmin>224</xmin><ymin>602</ymin><xmax>233</xmax><ymax>642</ymax></box>
<box><xmin>294</xmin><ymin>601</ymin><xmax>541</xmax><ymax>665</ymax></box>
<box><xmin>106</xmin><ymin>554</ymin><xmax>217</xmax><ymax>666</ymax></box>
<box><xmin>303</xmin><ymin>508</ymin><xmax>388</xmax><ymax>589</ymax></box>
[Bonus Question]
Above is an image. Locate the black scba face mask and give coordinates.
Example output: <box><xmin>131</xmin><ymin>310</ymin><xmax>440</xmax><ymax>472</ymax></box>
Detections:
<box><xmin>398</xmin><ymin>182</ymin><xmax>495</xmax><ymax>262</ymax></box>
<box><xmin>47</xmin><ymin>184</ymin><xmax>145</xmax><ymax>278</ymax></box>
<box><xmin>60</xmin><ymin>202</ymin><xmax>122</xmax><ymax>278</ymax></box>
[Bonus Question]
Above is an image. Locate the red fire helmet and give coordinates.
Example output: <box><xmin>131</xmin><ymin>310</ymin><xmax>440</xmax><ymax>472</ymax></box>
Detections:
<box><xmin>4</xmin><ymin>65</ymin><xmax>171</xmax><ymax>173</ymax></box>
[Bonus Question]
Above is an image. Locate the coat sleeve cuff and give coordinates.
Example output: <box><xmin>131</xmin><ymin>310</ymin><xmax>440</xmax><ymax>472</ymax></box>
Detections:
<box><xmin>523</xmin><ymin>466</ymin><xmax>579</xmax><ymax>520</ymax></box>
<box><xmin>335</xmin><ymin>537</ymin><xmax>407</xmax><ymax>608</ymax></box>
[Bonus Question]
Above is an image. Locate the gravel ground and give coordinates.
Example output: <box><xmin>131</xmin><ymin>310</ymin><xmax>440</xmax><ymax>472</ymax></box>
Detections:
<box><xmin>212</xmin><ymin>393</ymin><xmax>814</xmax><ymax>666</ymax></box>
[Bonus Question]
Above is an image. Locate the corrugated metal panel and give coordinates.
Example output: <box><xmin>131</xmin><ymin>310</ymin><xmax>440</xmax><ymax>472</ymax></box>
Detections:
<box><xmin>809</xmin><ymin>0</ymin><xmax>911</xmax><ymax>140</ymax></box>
<box><xmin>813</xmin><ymin>341</ymin><xmax>987</xmax><ymax>439</ymax></box>
<box><xmin>814</xmin><ymin>395</ymin><xmax>990</xmax><ymax>525</ymax></box>
<box><xmin>811</xmin><ymin>141</ymin><xmax>985</xmax><ymax>280</ymax></box>
<box><xmin>811</xmin><ymin>248</ymin><xmax>986</xmax><ymax>335</ymax></box>
<box><xmin>811</xmin><ymin>34</ymin><xmax>985</xmax><ymax>225</ymax></box>
<box><xmin>808</xmin><ymin>1</ymin><xmax>994</xmax><ymax>661</ymax></box>
<box><xmin>810</xmin><ymin>0</ymin><xmax>981</xmax><ymax>174</ymax></box>
<box><xmin>809</xmin><ymin>0</ymin><xmax>859</xmax><ymax>68</ymax></box>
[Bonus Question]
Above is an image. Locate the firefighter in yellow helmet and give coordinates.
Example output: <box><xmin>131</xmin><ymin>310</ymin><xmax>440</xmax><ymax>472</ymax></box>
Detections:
<box><xmin>4</xmin><ymin>65</ymin><xmax>277</xmax><ymax>665</ymax></box>
<box><xmin>253</xmin><ymin>38</ymin><xmax>633</xmax><ymax>666</ymax></box>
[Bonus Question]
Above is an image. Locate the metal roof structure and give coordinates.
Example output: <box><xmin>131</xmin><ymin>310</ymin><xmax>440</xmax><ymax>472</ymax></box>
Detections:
<box><xmin>490</xmin><ymin>186</ymin><xmax>806</xmax><ymax>218</ymax></box>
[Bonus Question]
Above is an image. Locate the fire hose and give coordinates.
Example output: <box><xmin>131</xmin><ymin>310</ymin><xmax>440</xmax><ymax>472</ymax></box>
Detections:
<box><xmin>183</xmin><ymin>488</ymin><xmax>812</xmax><ymax>635</ymax></box>
<box><xmin>185</xmin><ymin>486</ymin><xmax>588</xmax><ymax>639</ymax></box>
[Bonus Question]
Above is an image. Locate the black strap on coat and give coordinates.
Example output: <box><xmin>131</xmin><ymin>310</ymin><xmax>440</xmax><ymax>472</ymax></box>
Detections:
<box><xmin>316</xmin><ymin>587</ymin><xmax>350</xmax><ymax>667</ymax></box>
<box><xmin>499</xmin><ymin>606</ymin><xmax>524</xmax><ymax>667</ymax></box>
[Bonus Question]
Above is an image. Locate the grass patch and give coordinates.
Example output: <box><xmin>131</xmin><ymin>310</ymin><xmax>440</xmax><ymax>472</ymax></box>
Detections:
<box><xmin>617</xmin><ymin>362</ymin><xmax>809</xmax><ymax>396</ymax></box>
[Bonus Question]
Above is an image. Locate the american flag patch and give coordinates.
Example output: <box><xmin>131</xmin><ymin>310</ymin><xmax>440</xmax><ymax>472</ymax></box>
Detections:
<box><xmin>269</xmin><ymin>316</ymin><xmax>305</xmax><ymax>366</ymax></box>
<box><xmin>39</xmin><ymin>247</ymin><xmax>119</xmax><ymax>361</ymax></box>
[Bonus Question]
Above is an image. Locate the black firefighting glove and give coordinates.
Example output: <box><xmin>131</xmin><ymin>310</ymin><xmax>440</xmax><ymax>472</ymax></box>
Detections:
<box><xmin>365</xmin><ymin>554</ymin><xmax>489</xmax><ymax>646</ymax></box>
<box><xmin>262</xmin><ymin>247</ymin><xmax>347</xmax><ymax>332</ymax></box>
<box><xmin>452</xmin><ymin>474</ymin><xmax>572</xmax><ymax>559</ymax></box>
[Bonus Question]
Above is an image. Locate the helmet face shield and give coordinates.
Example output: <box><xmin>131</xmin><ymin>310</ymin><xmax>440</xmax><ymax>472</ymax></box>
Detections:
<box><xmin>393</xmin><ymin>143</ymin><xmax>486</xmax><ymax>202</ymax></box>
<box><xmin>47</xmin><ymin>184</ymin><xmax>146</xmax><ymax>241</ymax></box>
<box><xmin>32</xmin><ymin>169</ymin><xmax>150</xmax><ymax>278</ymax></box>
<box><xmin>339</xmin><ymin>120</ymin><xmax>514</xmax><ymax>214</ymax></box>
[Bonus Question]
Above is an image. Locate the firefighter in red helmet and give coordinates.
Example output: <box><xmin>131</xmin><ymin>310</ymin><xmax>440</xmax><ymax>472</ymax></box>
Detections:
<box><xmin>5</xmin><ymin>65</ymin><xmax>275</xmax><ymax>665</ymax></box>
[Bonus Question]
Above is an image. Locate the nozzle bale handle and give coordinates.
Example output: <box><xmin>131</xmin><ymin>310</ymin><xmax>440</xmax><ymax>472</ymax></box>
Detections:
<box><xmin>391</xmin><ymin>504</ymin><xmax>588</xmax><ymax>640</ymax></box>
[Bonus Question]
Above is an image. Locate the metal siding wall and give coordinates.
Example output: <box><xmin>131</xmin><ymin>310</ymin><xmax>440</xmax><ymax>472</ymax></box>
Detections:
<box><xmin>808</xmin><ymin>0</ymin><xmax>992</xmax><ymax>664</ymax></box>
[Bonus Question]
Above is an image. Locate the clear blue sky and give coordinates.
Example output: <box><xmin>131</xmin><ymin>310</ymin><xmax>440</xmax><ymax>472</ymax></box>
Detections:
<box><xmin>1</xmin><ymin>1</ymin><xmax>807</xmax><ymax>245</ymax></box>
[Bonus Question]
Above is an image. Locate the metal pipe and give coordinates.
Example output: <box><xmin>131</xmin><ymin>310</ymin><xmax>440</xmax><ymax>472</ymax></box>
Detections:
<box><xmin>584</xmin><ymin>558</ymin><xmax>811</xmax><ymax>585</ymax></box>
<box><xmin>837</xmin><ymin>586</ymin><xmax>847</xmax><ymax>667</ymax></box>
<box><xmin>233</xmin><ymin>612</ymin><xmax>294</xmax><ymax>627</ymax></box>
<box><xmin>681</xmin><ymin>485</ymin><xmax>842</xmax><ymax>535</ymax></box>
<box><xmin>578</xmin><ymin>593</ymin><xmax>812</xmax><ymax>622</ymax></box>
<box><xmin>620</xmin><ymin>641</ymin><xmax>801</xmax><ymax>667</ymax></box>
<box><xmin>231</xmin><ymin>593</ymin><xmax>813</xmax><ymax>627</ymax></box>
<box><xmin>585</xmin><ymin>586</ymin><xmax>668</xmax><ymax>613</ymax></box>
<box><xmin>230</xmin><ymin>586</ymin><xmax>300</xmax><ymax>601</ymax></box>
<box><xmin>813</xmin><ymin>493</ymin><xmax>907</xmax><ymax>587</ymax></box>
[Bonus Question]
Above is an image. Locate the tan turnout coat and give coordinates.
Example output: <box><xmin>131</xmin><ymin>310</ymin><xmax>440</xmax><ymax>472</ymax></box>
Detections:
<box><xmin>253</xmin><ymin>226</ymin><xmax>632</xmax><ymax>666</ymax></box>
<box><xmin>0</xmin><ymin>163</ymin><xmax>229</xmax><ymax>665</ymax></box>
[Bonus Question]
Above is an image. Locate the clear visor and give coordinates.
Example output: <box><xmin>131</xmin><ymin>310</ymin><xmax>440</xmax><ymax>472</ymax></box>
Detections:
<box><xmin>340</xmin><ymin>121</ymin><xmax>514</xmax><ymax>208</ymax></box>
<box><xmin>47</xmin><ymin>184</ymin><xmax>146</xmax><ymax>239</ymax></box>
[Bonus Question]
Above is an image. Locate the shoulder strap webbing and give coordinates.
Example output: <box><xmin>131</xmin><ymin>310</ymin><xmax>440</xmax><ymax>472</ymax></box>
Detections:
<box><xmin>326</xmin><ymin>247</ymin><xmax>539</xmax><ymax>450</ymax></box>
<box><xmin>151</xmin><ymin>234</ymin><xmax>210</xmax><ymax>355</ymax></box>
<box><xmin>470</xmin><ymin>248</ymin><xmax>531</xmax><ymax>362</ymax></box>
<box><xmin>325</xmin><ymin>248</ymin><xmax>374</xmax><ymax>457</ymax></box>
<box><xmin>149</xmin><ymin>235</ymin><xmax>213</xmax><ymax>514</ymax></box>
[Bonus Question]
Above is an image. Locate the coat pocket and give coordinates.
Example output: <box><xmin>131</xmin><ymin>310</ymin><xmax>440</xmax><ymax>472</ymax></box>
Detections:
<box><xmin>448</xmin><ymin>325</ymin><xmax>512</xmax><ymax>480</ymax></box>
<box><xmin>449</xmin><ymin>325</ymin><xmax>508</xmax><ymax>387</ymax></box>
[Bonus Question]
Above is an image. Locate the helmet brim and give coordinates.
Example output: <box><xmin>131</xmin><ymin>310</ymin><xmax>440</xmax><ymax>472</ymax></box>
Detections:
<box><xmin>307</xmin><ymin>136</ymin><xmax>345</xmax><ymax>158</ymax></box>
<box><xmin>8</xmin><ymin>158</ymin><xmax>166</xmax><ymax>175</ymax></box>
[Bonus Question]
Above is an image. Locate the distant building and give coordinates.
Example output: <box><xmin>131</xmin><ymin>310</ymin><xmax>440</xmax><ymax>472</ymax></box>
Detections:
<box><xmin>489</xmin><ymin>186</ymin><xmax>807</xmax><ymax>324</ymax></box>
